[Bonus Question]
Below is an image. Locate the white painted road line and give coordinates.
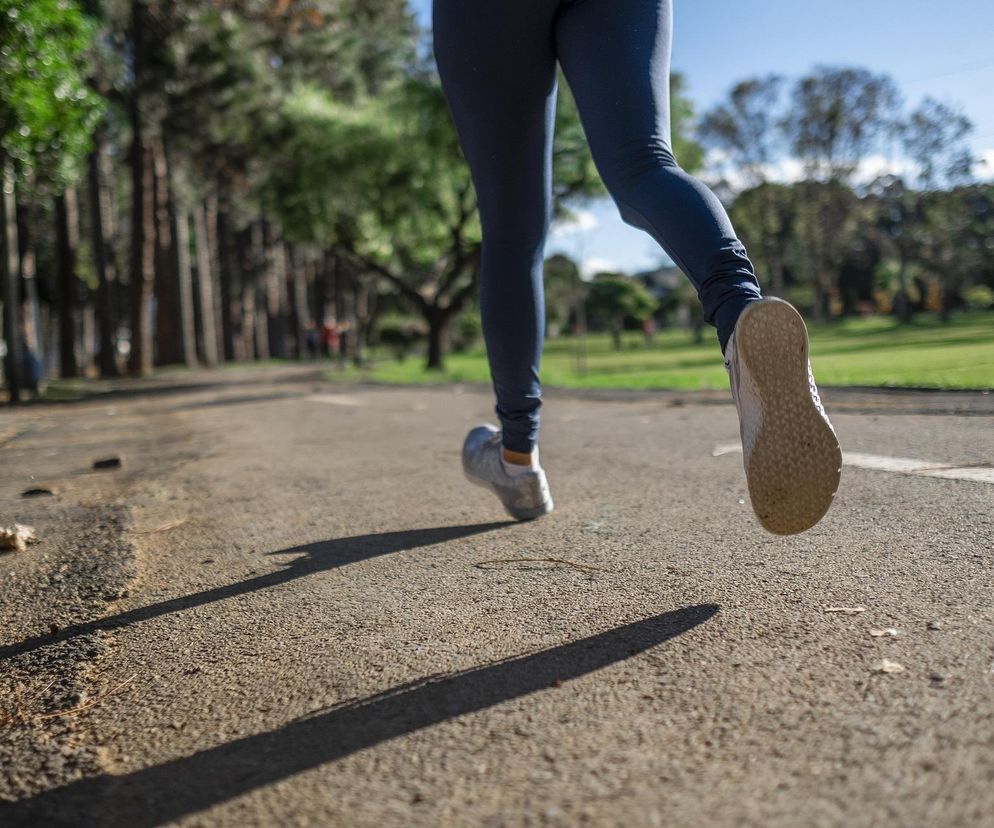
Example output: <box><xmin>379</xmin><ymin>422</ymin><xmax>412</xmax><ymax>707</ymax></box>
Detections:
<box><xmin>712</xmin><ymin>443</ymin><xmax>994</xmax><ymax>485</ymax></box>
<box><xmin>306</xmin><ymin>394</ymin><xmax>366</xmax><ymax>407</ymax></box>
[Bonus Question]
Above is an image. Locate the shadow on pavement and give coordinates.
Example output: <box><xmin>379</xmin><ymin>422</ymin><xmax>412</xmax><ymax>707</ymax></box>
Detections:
<box><xmin>2</xmin><ymin>604</ymin><xmax>718</xmax><ymax>827</ymax></box>
<box><xmin>0</xmin><ymin>523</ymin><xmax>511</xmax><ymax>663</ymax></box>
<box><xmin>32</xmin><ymin>367</ymin><xmax>328</xmax><ymax>407</ymax></box>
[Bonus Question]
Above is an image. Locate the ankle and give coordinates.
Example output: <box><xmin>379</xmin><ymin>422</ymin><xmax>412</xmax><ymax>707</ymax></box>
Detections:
<box><xmin>502</xmin><ymin>446</ymin><xmax>539</xmax><ymax>476</ymax></box>
<box><xmin>502</xmin><ymin>447</ymin><xmax>535</xmax><ymax>466</ymax></box>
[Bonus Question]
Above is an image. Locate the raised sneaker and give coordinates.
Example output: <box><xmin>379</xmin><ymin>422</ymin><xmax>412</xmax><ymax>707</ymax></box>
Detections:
<box><xmin>724</xmin><ymin>298</ymin><xmax>842</xmax><ymax>535</ymax></box>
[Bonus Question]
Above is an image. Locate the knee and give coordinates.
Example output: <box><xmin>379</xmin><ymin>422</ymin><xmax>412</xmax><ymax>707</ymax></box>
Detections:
<box><xmin>601</xmin><ymin>142</ymin><xmax>679</xmax><ymax>194</ymax></box>
<box><xmin>600</xmin><ymin>144</ymin><xmax>681</xmax><ymax>228</ymax></box>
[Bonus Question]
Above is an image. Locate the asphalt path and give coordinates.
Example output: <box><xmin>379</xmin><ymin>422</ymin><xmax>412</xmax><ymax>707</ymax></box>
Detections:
<box><xmin>2</xmin><ymin>368</ymin><xmax>992</xmax><ymax>827</ymax></box>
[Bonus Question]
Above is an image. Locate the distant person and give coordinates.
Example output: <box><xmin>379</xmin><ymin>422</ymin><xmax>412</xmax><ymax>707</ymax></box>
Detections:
<box><xmin>438</xmin><ymin>0</ymin><xmax>842</xmax><ymax>534</ymax></box>
<box><xmin>305</xmin><ymin>327</ymin><xmax>319</xmax><ymax>358</ymax></box>
<box><xmin>321</xmin><ymin>321</ymin><xmax>341</xmax><ymax>358</ymax></box>
<box><xmin>22</xmin><ymin>347</ymin><xmax>45</xmax><ymax>396</ymax></box>
<box><xmin>641</xmin><ymin>317</ymin><xmax>656</xmax><ymax>345</ymax></box>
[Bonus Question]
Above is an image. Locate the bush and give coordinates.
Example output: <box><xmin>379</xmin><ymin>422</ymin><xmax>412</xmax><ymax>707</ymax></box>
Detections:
<box><xmin>965</xmin><ymin>284</ymin><xmax>994</xmax><ymax>310</ymax></box>
<box><xmin>377</xmin><ymin>315</ymin><xmax>427</xmax><ymax>361</ymax></box>
<box><xmin>451</xmin><ymin>313</ymin><xmax>482</xmax><ymax>353</ymax></box>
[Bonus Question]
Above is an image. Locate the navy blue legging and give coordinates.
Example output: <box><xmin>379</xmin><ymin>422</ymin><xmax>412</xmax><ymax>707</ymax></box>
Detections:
<box><xmin>434</xmin><ymin>0</ymin><xmax>762</xmax><ymax>453</ymax></box>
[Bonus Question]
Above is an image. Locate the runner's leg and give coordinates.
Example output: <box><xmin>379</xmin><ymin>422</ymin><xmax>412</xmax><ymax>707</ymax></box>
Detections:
<box><xmin>554</xmin><ymin>0</ymin><xmax>762</xmax><ymax>350</ymax></box>
<box><xmin>433</xmin><ymin>1</ymin><xmax>560</xmax><ymax>453</ymax></box>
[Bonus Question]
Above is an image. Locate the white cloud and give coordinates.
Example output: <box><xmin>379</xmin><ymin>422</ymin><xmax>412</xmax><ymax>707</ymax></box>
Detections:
<box><xmin>581</xmin><ymin>256</ymin><xmax>619</xmax><ymax>278</ymax></box>
<box><xmin>550</xmin><ymin>209</ymin><xmax>599</xmax><ymax>239</ymax></box>
<box><xmin>976</xmin><ymin>148</ymin><xmax>994</xmax><ymax>181</ymax></box>
<box><xmin>706</xmin><ymin>150</ymin><xmax>920</xmax><ymax>188</ymax></box>
<box><xmin>852</xmin><ymin>154</ymin><xmax>916</xmax><ymax>185</ymax></box>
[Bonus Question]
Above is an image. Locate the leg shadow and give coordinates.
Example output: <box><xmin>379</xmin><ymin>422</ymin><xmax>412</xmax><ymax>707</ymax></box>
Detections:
<box><xmin>3</xmin><ymin>604</ymin><xmax>718</xmax><ymax>827</ymax></box>
<box><xmin>0</xmin><ymin>523</ymin><xmax>511</xmax><ymax>662</ymax></box>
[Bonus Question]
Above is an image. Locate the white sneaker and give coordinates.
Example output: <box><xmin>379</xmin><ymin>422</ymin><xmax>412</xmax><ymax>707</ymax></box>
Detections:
<box><xmin>462</xmin><ymin>425</ymin><xmax>554</xmax><ymax>521</ymax></box>
<box><xmin>725</xmin><ymin>298</ymin><xmax>842</xmax><ymax>535</ymax></box>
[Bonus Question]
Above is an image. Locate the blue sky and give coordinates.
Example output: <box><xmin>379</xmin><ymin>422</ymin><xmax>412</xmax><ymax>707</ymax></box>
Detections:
<box><xmin>409</xmin><ymin>0</ymin><xmax>994</xmax><ymax>274</ymax></box>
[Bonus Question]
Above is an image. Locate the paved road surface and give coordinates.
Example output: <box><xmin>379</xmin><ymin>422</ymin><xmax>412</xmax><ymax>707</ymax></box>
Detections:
<box><xmin>2</xmin><ymin>368</ymin><xmax>992</xmax><ymax>826</ymax></box>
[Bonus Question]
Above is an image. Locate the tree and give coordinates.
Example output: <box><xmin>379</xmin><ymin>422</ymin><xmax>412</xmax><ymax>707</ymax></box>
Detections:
<box><xmin>902</xmin><ymin>98</ymin><xmax>975</xmax><ymax>191</ymax></box>
<box><xmin>155</xmin><ymin>0</ymin><xmax>416</xmax><ymax>364</ymax></box>
<box><xmin>699</xmin><ymin>75</ymin><xmax>785</xmax><ymax>189</ymax></box>
<box><xmin>669</xmin><ymin>73</ymin><xmax>706</xmax><ymax>174</ymax></box>
<box><xmin>0</xmin><ymin>0</ymin><xmax>101</xmax><ymax>400</ymax></box>
<box><xmin>586</xmin><ymin>273</ymin><xmax>658</xmax><ymax>351</ymax></box>
<box><xmin>866</xmin><ymin>174</ymin><xmax>923</xmax><ymax>321</ymax></box>
<box><xmin>918</xmin><ymin>185</ymin><xmax>994</xmax><ymax>320</ymax></box>
<box><xmin>265</xmin><ymin>72</ymin><xmax>603</xmax><ymax>370</ymax></box>
<box><xmin>781</xmin><ymin>67</ymin><xmax>901</xmax><ymax>319</ymax></box>
<box><xmin>543</xmin><ymin>254</ymin><xmax>584</xmax><ymax>337</ymax></box>
<box><xmin>700</xmin><ymin>76</ymin><xmax>791</xmax><ymax>294</ymax></box>
<box><xmin>727</xmin><ymin>181</ymin><xmax>795</xmax><ymax>296</ymax></box>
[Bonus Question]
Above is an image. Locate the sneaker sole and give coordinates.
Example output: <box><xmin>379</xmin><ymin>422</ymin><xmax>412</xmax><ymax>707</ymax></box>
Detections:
<box><xmin>463</xmin><ymin>471</ymin><xmax>554</xmax><ymax>521</ymax></box>
<box><xmin>735</xmin><ymin>298</ymin><xmax>842</xmax><ymax>535</ymax></box>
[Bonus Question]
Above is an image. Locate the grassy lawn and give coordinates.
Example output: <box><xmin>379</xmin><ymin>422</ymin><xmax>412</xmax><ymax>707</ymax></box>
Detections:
<box><xmin>343</xmin><ymin>311</ymin><xmax>994</xmax><ymax>391</ymax></box>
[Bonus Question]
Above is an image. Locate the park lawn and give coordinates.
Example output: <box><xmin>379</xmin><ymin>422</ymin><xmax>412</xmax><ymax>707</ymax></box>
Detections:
<box><xmin>344</xmin><ymin>311</ymin><xmax>994</xmax><ymax>391</ymax></box>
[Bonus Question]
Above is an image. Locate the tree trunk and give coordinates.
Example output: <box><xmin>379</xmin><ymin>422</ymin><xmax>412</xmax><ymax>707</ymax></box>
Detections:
<box><xmin>426</xmin><ymin>307</ymin><xmax>450</xmax><ymax>370</ymax></box>
<box><xmin>88</xmin><ymin>143</ymin><xmax>120</xmax><ymax>376</ymax></box>
<box><xmin>127</xmin><ymin>1</ymin><xmax>155</xmax><ymax>376</ymax></box>
<box><xmin>316</xmin><ymin>250</ymin><xmax>331</xmax><ymax>331</ymax></box>
<box><xmin>254</xmin><ymin>288</ymin><xmax>270</xmax><ymax>361</ymax></box>
<box><xmin>216</xmin><ymin>200</ymin><xmax>237</xmax><ymax>361</ymax></box>
<box><xmin>1</xmin><ymin>156</ymin><xmax>22</xmax><ymax>402</ymax></box>
<box><xmin>329</xmin><ymin>250</ymin><xmax>343</xmax><ymax>333</ymax></box>
<box><xmin>152</xmin><ymin>136</ymin><xmax>193</xmax><ymax>366</ymax></box>
<box><xmin>262</xmin><ymin>221</ymin><xmax>288</xmax><ymax>359</ymax></box>
<box><xmin>236</xmin><ymin>224</ymin><xmax>262</xmax><ymax>360</ymax></box>
<box><xmin>16</xmin><ymin>201</ymin><xmax>43</xmax><ymax>371</ymax></box>
<box><xmin>610</xmin><ymin>315</ymin><xmax>622</xmax><ymax>351</ymax></box>
<box><xmin>240</xmin><ymin>288</ymin><xmax>256</xmax><ymax>361</ymax></box>
<box><xmin>127</xmin><ymin>135</ymin><xmax>155</xmax><ymax>376</ymax></box>
<box><xmin>82</xmin><ymin>303</ymin><xmax>96</xmax><ymax>375</ymax></box>
<box><xmin>770</xmin><ymin>257</ymin><xmax>786</xmax><ymax>297</ymax></box>
<box><xmin>174</xmin><ymin>207</ymin><xmax>197</xmax><ymax>365</ymax></box>
<box><xmin>192</xmin><ymin>200</ymin><xmax>219</xmax><ymax>365</ymax></box>
<box><xmin>894</xmin><ymin>256</ymin><xmax>912</xmax><ymax>324</ymax></box>
<box><xmin>288</xmin><ymin>244</ymin><xmax>310</xmax><ymax>359</ymax></box>
<box><xmin>940</xmin><ymin>285</ymin><xmax>954</xmax><ymax>323</ymax></box>
<box><xmin>204</xmin><ymin>192</ymin><xmax>224</xmax><ymax>361</ymax></box>
<box><xmin>360</xmin><ymin>278</ymin><xmax>378</xmax><ymax>353</ymax></box>
<box><xmin>339</xmin><ymin>266</ymin><xmax>357</xmax><ymax>363</ymax></box>
<box><xmin>55</xmin><ymin>188</ymin><xmax>80</xmax><ymax>379</ymax></box>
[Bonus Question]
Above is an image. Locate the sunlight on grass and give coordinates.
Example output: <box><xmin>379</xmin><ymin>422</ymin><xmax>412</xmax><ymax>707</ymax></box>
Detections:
<box><xmin>341</xmin><ymin>312</ymin><xmax>994</xmax><ymax>391</ymax></box>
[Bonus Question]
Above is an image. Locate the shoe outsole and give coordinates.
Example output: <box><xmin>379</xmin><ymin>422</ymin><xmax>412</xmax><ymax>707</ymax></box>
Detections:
<box><xmin>463</xmin><ymin>471</ymin><xmax>554</xmax><ymax>521</ymax></box>
<box><xmin>735</xmin><ymin>298</ymin><xmax>842</xmax><ymax>535</ymax></box>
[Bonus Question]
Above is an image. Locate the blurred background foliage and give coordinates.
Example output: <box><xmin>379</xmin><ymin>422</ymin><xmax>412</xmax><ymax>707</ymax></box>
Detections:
<box><xmin>0</xmin><ymin>0</ymin><xmax>991</xmax><ymax>403</ymax></box>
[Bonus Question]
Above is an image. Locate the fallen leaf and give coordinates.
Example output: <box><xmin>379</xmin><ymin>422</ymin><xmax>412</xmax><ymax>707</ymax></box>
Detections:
<box><xmin>869</xmin><ymin>628</ymin><xmax>900</xmax><ymax>637</ymax></box>
<box><xmin>128</xmin><ymin>519</ymin><xmax>187</xmax><ymax>535</ymax></box>
<box><xmin>875</xmin><ymin>659</ymin><xmax>905</xmax><ymax>674</ymax></box>
<box><xmin>0</xmin><ymin>524</ymin><xmax>38</xmax><ymax>553</ymax></box>
<box><xmin>824</xmin><ymin>606</ymin><xmax>866</xmax><ymax>615</ymax></box>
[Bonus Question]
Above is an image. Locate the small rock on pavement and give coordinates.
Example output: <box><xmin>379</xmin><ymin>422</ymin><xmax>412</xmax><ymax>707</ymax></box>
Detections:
<box><xmin>0</xmin><ymin>523</ymin><xmax>38</xmax><ymax>553</ymax></box>
<box><xmin>874</xmin><ymin>658</ymin><xmax>906</xmax><ymax>674</ymax></box>
<box><xmin>928</xmin><ymin>621</ymin><xmax>943</xmax><ymax>631</ymax></box>
<box><xmin>93</xmin><ymin>455</ymin><xmax>124</xmax><ymax>470</ymax></box>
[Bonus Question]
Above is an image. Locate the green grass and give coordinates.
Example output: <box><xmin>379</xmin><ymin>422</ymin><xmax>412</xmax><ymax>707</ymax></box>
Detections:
<box><xmin>341</xmin><ymin>311</ymin><xmax>994</xmax><ymax>391</ymax></box>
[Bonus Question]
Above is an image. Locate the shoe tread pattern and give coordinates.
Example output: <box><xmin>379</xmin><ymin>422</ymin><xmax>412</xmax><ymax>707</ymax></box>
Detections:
<box><xmin>736</xmin><ymin>299</ymin><xmax>842</xmax><ymax>535</ymax></box>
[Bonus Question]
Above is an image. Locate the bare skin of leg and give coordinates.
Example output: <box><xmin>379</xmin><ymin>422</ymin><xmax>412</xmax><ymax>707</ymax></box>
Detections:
<box><xmin>503</xmin><ymin>448</ymin><xmax>536</xmax><ymax>466</ymax></box>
